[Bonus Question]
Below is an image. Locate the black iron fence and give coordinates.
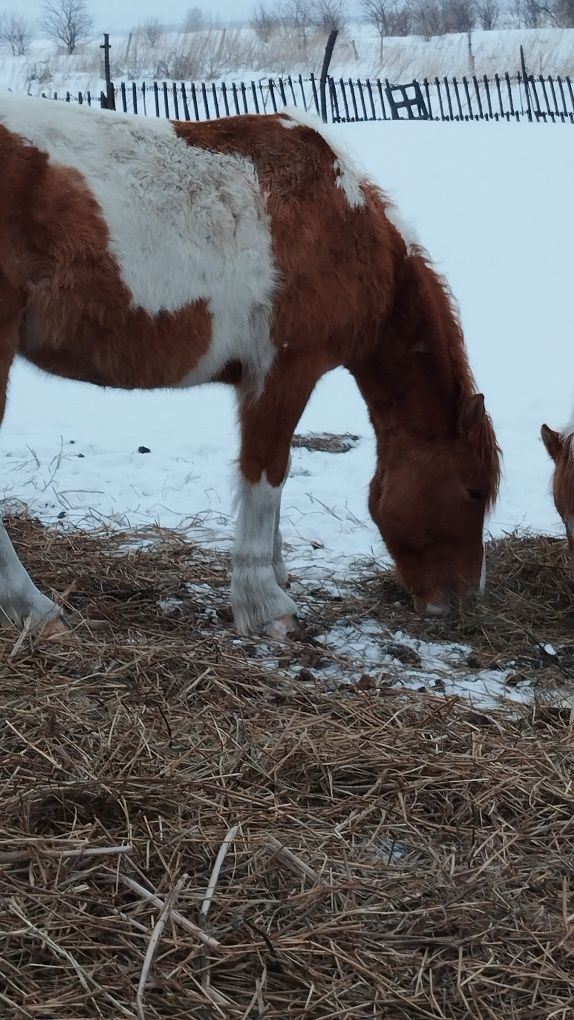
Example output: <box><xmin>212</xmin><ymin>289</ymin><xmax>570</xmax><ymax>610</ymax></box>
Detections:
<box><xmin>46</xmin><ymin>69</ymin><xmax>574</xmax><ymax>124</ymax></box>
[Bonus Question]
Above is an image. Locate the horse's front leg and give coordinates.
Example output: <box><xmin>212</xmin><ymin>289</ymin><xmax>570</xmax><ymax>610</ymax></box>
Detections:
<box><xmin>231</xmin><ymin>355</ymin><xmax>321</xmax><ymax>636</ymax></box>
<box><xmin>0</xmin><ymin>295</ymin><xmax>64</xmax><ymax>635</ymax></box>
<box><xmin>0</xmin><ymin>520</ymin><xmax>63</xmax><ymax>634</ymax></box>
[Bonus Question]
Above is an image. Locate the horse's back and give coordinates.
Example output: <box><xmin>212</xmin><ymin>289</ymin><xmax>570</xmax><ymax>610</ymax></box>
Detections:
<box><xmin>0</xmin><ymin>97</ymin><xmax>398</xmax><ymax>391</ymax></box>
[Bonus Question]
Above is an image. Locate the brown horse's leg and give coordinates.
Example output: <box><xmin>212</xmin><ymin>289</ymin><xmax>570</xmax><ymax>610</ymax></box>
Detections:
<box><xmin>0</xmin><ymin>285</ymin><xmax>63</xmax><ymax>634</ymax></box>
<box><xmin>232</xmin><ymin>354</ymin><xmax>322</xmax><ymax>635</ymax></box>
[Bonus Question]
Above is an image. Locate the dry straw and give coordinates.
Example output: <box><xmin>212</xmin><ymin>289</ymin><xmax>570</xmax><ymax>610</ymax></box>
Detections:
<box><xmin>1</xmin><ymin>513</ymin><xmax>574</xmax><ymax>1018</ymax></box>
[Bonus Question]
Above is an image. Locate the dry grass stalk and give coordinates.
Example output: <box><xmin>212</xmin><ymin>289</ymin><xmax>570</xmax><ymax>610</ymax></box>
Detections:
<box><xmin>200</xmin><ymin>822</ymin><xmax>240</xmax><ymax>921</ymax></box>
<box><xmin>136</xmin><ymin>873</ymin><xmax>189</xmax><ymax>1020</ymax></box>
<box><xmin>264</xmin><ymin>834</ymin><xmax>324</xmax><ymax>884</ymax></box>
<box><xmin>109</xmin><ymin>873</ymin><xmax>221</xmax><ymax>948</ymax></box>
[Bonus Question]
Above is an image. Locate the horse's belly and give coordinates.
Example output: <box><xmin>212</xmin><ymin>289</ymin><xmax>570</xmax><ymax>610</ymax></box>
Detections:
<box><xmin>20</xmin><ymin>291</ymin><xmax>275</xmax><ymax>392</ymax></box>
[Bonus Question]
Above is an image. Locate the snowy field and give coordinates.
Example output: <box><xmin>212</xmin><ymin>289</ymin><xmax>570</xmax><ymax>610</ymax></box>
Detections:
<box><xmin>1</xmin><ymin>112</ymin><xmax>573</xmax><ymax>704</ymax></box>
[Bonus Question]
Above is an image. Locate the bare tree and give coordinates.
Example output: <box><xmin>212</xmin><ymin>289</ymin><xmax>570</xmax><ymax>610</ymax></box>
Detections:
<box><xmin>0</xmin><ymin>12</ymin><xmax>32</xmax><ymax>55</ymax></box>
<box><xmin>442</xmin><ymin>0</ymin><xmax>475</xmax><ymax>31</ymax></box>
<box><xmin>550</xmin><ymin>0</ymin><xmax>574</xmax><ymax>23</ymax></box>
<box><xmin>139</xmin><ymin>17</ymin><xmax>162</xmax><ymax>47</ymax></box>
<box><xmin>412</xmin><ymin>0</ymin><xmax>443</xmax><ymax>37</ymax></box>
<box><xmin>311</xmin><ymin>0</ymin><xmax>346</xmax><ymax>31</ymax></box>
<box><xmin>279</xmin><ymin>0</ymin><xmax>314</xmax><ymax>44</ymax></box>
<box><xmin>510</xmin><ymin>0</ymin><xmax>548</xmax><ymax>24</ymax></box>
<box><xmin>360</xmin><ymin>0</ymin><xmax>388</xmax><ymax>59</ymax></box>
<box><xmin>476</xmin><ymin>0</ymin><xmax>500</xmax><ymax>28</ymax></box>
<box><xmin>251</xmin><ymin>2</ymin><xmax>278</xmax><ymax>40</ymax></box>
<box><xmin>41</xmin><ymin>0</ymin><xmax>93</xmax><ymax>54</ymax></box>
<box><xmin>411</xmin><ymin>0</ymin><xmax>478</xmax><ymax>35</ymax></box>
<box><xmin>183</xmin><ymin>6</ymin><xmax>205</xmax><ymax>31</ymax></box>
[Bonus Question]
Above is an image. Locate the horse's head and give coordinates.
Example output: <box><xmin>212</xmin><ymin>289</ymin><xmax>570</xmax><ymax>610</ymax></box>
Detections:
<box><xmin>369</xmin><ymin>393</ymin><xmax>500</xmax><ymax>616</ymax></box>
<box><xmin>541</xmin><ymin>424</ymin><xmax>574</xmax><ymax>566</ymax></box>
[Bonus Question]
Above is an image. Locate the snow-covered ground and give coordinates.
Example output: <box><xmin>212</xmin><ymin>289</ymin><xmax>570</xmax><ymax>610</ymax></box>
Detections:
<box><xmin>1</xmin><ymin>112</ymin><xmax>573</xmax><ymax>705</ymax></box>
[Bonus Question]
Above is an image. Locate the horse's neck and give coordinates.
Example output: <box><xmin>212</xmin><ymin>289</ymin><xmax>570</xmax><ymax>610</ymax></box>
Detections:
<box><xmin>355</xmin><ymin>254</ymin><xmax>468</xmax><ymax>444</ymax></box>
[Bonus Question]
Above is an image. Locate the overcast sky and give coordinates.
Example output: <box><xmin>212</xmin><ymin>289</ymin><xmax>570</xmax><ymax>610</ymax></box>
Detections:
<box><xmin>7</xmin><ymin>0</ymin><xmax>253</xmax><ymax>34</ymax></box>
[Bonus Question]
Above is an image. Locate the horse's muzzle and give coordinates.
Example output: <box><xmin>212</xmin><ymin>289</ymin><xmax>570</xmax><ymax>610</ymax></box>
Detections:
<box><xmin>413</xmin><ymin>595</ymin><xmax>451</xmax><ymax>617</ymax></box>
<box><xmin>414</xmin><ymin>583</ymin><xmax>482</xmax><ymax>618</ymax></box>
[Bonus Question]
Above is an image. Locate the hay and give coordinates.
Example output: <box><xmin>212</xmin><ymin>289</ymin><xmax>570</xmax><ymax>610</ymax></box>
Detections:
<box><xmin>292</xmin><ymin>432</ymin><xmax>360</xmax><ymax>454</ymax></box>
<box><xmin>354</xmin><ymin>533</ymin><xmax>574</xmax><ymax>692</ymax></box>
<box><xmin>1</xmin><ymin>515</ymin><xmax>574</xmax><ymax>1018</ymax></box>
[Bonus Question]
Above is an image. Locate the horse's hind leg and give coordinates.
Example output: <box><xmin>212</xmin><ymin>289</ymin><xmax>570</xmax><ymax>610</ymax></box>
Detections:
<box><xmin>232</xmin><ymin>355</ymin><xmax>321</xmax><ymax>636</ymax></box>
<box><xmin>0</xmin><ymin>288</ymin><xmax>63</xmax><ymax>634</ymax></box>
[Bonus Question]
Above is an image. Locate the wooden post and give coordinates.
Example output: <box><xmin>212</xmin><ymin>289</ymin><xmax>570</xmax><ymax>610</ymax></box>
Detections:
<box><xmin>100</xmin><ymin>33</ymin><xmax>115</xmax><ymax>110</ymax></box>
<box><xmin>520</xmin><ymin>44</ymin><xmax>532</xmax><ymax>122</ymax></box>
<box><xmin>319</xmin><ymin>29</ymin><xmax>338</xmax><ymax>123</ymax></box>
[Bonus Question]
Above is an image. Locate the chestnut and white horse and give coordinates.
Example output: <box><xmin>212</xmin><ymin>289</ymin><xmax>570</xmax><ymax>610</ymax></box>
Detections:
<box><xmin>541</xmin><ymin>421</ymin><xmax>574</xmax><ymax>565</ymax></box>
<box><xmin>0</xmin><ymin>94</ymin><xmax>500</xmax><ymax>636</ymax></box>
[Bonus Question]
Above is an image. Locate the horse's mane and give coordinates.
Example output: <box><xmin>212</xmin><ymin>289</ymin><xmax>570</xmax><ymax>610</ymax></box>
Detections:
<box><xmin>556</xmin><ymin>431</ymin><xmax>574</xmax><ymax>511</ymax></box>
<box><xmin>402</xmin><ymin>241</ymin><xmax>501</xmax><ymax>509</ymax></box>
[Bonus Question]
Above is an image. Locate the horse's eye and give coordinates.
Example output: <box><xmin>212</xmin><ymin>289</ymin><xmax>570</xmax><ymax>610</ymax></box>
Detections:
<box><xmin>467</xmin><ymin>488</ymin><xmax>483</xmax><ymax>503</ymax></box>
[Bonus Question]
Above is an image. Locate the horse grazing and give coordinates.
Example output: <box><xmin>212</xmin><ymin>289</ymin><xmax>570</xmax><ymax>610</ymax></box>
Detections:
<box><xmin>0</xmin><ymin>95</ymin><xmax>500</xmax><ymax>637</ymax></box>
<box><xmin>541</xmin><ymin>422</ymin><xmax>574</xmax><ymax>564</ymax></box>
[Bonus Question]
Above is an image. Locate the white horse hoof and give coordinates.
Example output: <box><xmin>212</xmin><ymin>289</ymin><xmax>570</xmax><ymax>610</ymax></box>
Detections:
<box><xmin>266</xmin><ymin>614</ymin><xmax>296</xmax><ymax>639</ymax></box>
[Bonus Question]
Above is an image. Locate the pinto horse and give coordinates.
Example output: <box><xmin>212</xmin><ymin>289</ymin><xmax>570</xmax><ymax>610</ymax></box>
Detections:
<box><xmin>541</xmin><ymin>423</ymin><xmax>574</xmax><ymax>563</ymax></box>
<box><xmin>0</xmin><ymin>95</ymin><xmax>500</xmax><ymax>636</ymax></box>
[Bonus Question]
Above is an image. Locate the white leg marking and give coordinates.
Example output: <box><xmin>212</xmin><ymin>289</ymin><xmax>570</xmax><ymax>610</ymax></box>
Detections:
<box><xmin>479</xmin><ymin>545</ymin><xmax>487</xmax><ymax>594</ymax></box>
<box><xmin>0</xmin><ymin>519</ymin><xmax>61</xmax><ymax>630</ymax></box>
<box><xmin>231</xmin><ymin>474</ymin><xmax>296</xmax><ymax>635</ymax></box>
<box><xmin>272</xmin><ymin>492</ymin><xmax>289</xmax><ymax>589</ymax></box>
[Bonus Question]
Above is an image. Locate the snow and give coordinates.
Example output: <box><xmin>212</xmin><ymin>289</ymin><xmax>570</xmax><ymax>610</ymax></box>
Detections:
<box><xmin>292</xmin><ymin>617</ymin><xmax>526</xmax><ymax>706</ymax></box>
<box><xmin>2</xmin><ymin>113</ymin><xmax>573</xmax><ymax>706</ymax></box>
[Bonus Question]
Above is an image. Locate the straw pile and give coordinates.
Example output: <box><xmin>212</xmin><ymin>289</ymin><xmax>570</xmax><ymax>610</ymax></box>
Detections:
<box><xmin>355</xmin><ymin>532</ymin><xmax>574</xmax><ymax>699</ymax></box>
<box><xmin>1</xmin><ymin>513</ymin><xmax>574</xmax><ymax>1018</ymax></box>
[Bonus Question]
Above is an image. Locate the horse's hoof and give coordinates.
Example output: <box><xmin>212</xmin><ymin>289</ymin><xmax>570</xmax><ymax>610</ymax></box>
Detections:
<box><xmin>266</xmin><ymin>614</ymin><xmax>296</xmax><ymax>640</ymax></box>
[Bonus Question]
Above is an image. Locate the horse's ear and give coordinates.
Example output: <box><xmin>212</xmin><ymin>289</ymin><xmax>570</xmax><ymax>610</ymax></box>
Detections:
<box><xmin>540</xmin><ymin>424</ymin><xmax>563</xmax><ymax>462</ymax></box>
<box><xmin>458</xmin><ymin>393</ymin><xmax>486</xmax><ymax>437</ymax></box>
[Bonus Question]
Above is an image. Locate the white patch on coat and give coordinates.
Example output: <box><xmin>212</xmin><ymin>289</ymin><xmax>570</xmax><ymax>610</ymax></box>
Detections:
<box><xmin>0</xmin><ymin>518</ymin><xmax>61</xmax><ymax>628</ymax></box>
<box><xmin>231</xmin><ymin>473</ymin><xmax>296</xmax><ymax>634</ymax></box>
<box><xmin>0</xmin><ymin>93</ymin><xmax>278</xmax><ymax>391</ymax></box>
<box><xmin>278</xmin><ymin>106</ymin><xmax>366</xmax><ymax>209</ymax></box>
<box><xmin>333</xmin><ymin>157</ymin><xmax>365</xmax><ymax>209</ymax></box>
<box><xmin>385</xmin><ymin>202</ymin><xmax>420</xmax><ymax>255</ymax></box>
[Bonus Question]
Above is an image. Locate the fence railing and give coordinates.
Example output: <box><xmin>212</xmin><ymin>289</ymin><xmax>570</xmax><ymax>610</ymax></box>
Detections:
<box><xmin>45</xmin><ymin>70</ymin><xmax>574</xmax><ymax>124</ymax></box>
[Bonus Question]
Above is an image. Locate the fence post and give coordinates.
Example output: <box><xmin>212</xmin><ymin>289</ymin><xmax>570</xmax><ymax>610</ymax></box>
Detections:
<box><xmin>520</xmin><ymin>45</ymin><xmax>532</xmax><ymax>122</ymax></box>
<box><xmin>100</xmin><ymin>33</ymin><xmax>115</xmax><ymax>110</ymax></box>
<box><xmin>319</xmin><ymin>29</ymin><xmax>338</xmax><ymax>123</ymax></box>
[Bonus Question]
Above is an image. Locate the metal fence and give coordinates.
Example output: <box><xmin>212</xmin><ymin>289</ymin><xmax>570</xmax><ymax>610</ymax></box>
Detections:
<box><xmin>47</xmin><ymin>70</ymin><xmax>574</xmax><ymax>124</ymax></box>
